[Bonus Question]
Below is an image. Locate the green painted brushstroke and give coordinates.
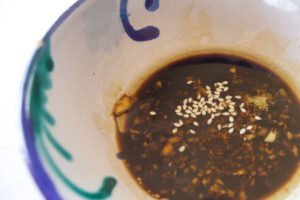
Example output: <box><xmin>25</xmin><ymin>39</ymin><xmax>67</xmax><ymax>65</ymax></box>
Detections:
<box><xmin>37</xmin><ymin>134</ymin><xmax>117</xmax><ymax>199</ymax></box>
<box><xmin>29</xmin><ymin>40</ymin><xmax>71</xmax><ymax>161</ymax></box>
<box><xmin>29</xmin><ymin>40</ymin><xmax>117</xmax><ymax>199</ymax></box>
<box><xmin>44</xmin><ymin>126</ymin><xmax>72</xmax><ymax>161</ymax></box>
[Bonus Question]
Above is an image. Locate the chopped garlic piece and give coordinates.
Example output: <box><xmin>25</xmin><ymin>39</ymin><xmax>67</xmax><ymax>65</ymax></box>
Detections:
<box><xmin>264</xmin><ymin>131</ymin><xmax>277</xmax><ymax>143</ymax></box>
<box><xmin>113</xmin><ymin>95</ymin><xmax>135</xmax><ymax>116</ymax></box>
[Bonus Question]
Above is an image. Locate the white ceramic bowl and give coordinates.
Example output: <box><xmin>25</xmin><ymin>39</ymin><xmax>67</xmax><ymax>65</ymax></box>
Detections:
<box><xmin>22</xmin><ymin>0</ymin><xmax>300</xmax><ymax>199</ymax></box>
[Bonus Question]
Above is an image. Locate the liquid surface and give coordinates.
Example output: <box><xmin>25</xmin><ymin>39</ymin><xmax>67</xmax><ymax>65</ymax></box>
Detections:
<box><xmin>114</xmin><ymin>55</ymin><xmax>300</xmax><ymax>200</ymax></box>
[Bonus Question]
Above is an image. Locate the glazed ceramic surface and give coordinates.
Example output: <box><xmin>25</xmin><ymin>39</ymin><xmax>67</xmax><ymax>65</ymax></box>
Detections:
<box><xmin>22</xmin><ymin>0</ymin><xmax>300</xmax><ymax>199</ymax></box>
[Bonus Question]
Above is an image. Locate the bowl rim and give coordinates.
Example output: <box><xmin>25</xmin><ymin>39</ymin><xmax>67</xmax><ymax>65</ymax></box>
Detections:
<box><xmin>21</xmin><ymin>1</ymin><xmax>86</xmax><ymax>199</ymax></box>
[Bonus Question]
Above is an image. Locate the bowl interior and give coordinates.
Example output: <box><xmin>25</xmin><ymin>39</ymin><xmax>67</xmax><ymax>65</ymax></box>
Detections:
<box><xmin>24</xmin><ymin>0</ymin><xmax>300</xmax><ymax>199</ymax></box>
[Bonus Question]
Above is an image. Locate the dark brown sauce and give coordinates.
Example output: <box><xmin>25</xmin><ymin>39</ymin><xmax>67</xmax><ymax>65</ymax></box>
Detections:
<box><xmin>114</xmin><ymin>55</ymin><xmax>300</xmax><ymax>200</ymax></box>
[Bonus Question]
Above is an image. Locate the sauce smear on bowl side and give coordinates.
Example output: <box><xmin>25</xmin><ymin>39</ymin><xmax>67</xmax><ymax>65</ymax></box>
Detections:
<box><xmin>113</xmin><ymin>55</ymin><xmax>300</xmax><ymax>200</ymax></box>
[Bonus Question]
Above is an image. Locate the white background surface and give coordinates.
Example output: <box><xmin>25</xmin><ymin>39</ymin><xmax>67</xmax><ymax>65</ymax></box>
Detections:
<box><xmin>0</xmin><ymin>0</ymin><xmax>76</xmax><ymax>199</ymax></box>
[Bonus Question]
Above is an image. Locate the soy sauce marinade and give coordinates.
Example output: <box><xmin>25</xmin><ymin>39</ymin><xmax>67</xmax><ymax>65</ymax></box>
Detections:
<box><xmin>114</xmin><ymin>55</ymin><xmax>300</xmax><ymax>200</ymax></box>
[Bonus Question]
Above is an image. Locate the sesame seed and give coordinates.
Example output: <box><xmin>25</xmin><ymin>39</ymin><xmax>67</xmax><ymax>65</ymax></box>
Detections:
<box><xmin>226</xmin><ymin>99</ymin><xmax>232</xmax><ymax>104</ymax></box>
<box><xmin>179</xmin><ymin>145</ymin><xmax>186</xmax><ymax>152</ymax></box>
<box><xmin>240</xmin><ymin>108</ymin><xmax>246</xmax><ymax>113</ymax></box>
<box><xmin>176</xmin><ymin>112</ymin><xmax>183</xmax><ymax>116</ymax></box>
<box><xmin>150</xmin><ymin>111</ymin><xmax>157</xmax><ymax>116</ymax></box>
<box><xmin>172</xmin><ymin>81</ymin><xmax>253</xmax><ymax>138</ymax></box>
<box><xmin>187</xmin><ymin>80</ymin><xmax>193</xmax><ymax>85</ymax></box>
<box><xmin>240</xmin><ymin>128</ymin><xmax>246</xmax><ymax>135</ymax></box>
<box><xmin>186</xmin><ymin>110</ymin><xmax>192</xmax><ymax>114</ymax></box>
<box><xmin>229</xmin><ymin>102</ymin><xmax>236</xmax><ymax>106</ymax></box>
<box><xmin>207</xmin><ymin>109</ymin><xmax>212</xmax><ymax>114</ymax></box>
<box><xmin>223</xmin><ymin>112</ymin><xmax>229</xmax><ymax>116</ymax></box>
<box><xmin>214</xmin><ymin>94</ymin><xmax>220</xmax><ymax>99</ymax></box>
<box><xmin>229</xmin><ymin>105</ymin><xmax>235</xmax><ymax>109</ymax></box>
<box><xmin>193</xmin><ymin>121</ymin><xmax>199</xmax><ymax>126</ymax></box>
<box><xmin>207</xmin><ymin>118</ymin><xmax>213</xmax><ymax>125</ymax></box>
<box><xmin>255</xmin><ymin>116</ymin><xmax>262</xmax><ymax>120</ymax></box>
<box><xmin>229</xmin><ymin>108</ymin><xmax>235</xmax><ymax>113</ymax></box>
<box><xmin>172</xmin><ymin>128</ymin><xmax>178</xmax><ymax>134</ymax></box>
<box><xmin>219</xmin><ymin>106</ymin><xmax>225</xmax><ymax>110</ymax></box>
<box><xmin>174</xmin><ymin>122</ymin><xmax>181</xmax><ymax>127</ymax></box>
<box><xmin>215</xmin><ymin>113</ymin><xmax>221</xmax><ymax>117</ymax></box>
